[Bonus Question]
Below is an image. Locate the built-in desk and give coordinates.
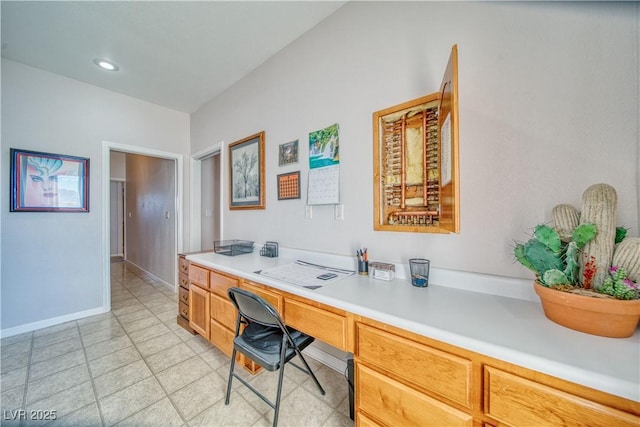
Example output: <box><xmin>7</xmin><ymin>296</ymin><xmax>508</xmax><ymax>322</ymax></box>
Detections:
<box><xmin>185</xmin><ymin>249</ymin><xmax>640</xmax><ymax>426</ymax></box>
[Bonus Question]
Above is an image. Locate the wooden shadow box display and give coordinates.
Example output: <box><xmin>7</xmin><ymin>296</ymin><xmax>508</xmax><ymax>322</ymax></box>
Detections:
<box><xmin>373</xmin><ymin>45</ymin><xmax>460</xmax><ymax>234</ymax></box>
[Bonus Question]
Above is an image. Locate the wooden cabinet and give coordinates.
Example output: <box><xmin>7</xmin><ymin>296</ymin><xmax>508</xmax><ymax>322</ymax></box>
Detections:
<box><xmin>179</xmin><ymin>260</ymin><xmax>639</xmax><ymax>426</ymax></box>
<box><xmin>176</xmin><ymin>255</ymin><xmax>195</xmax><ymax>333</ymax></box>
<box><xmin>355</xmin><ymin>321</ymin><xmax>473</xmax><ymax>426</ymax></box>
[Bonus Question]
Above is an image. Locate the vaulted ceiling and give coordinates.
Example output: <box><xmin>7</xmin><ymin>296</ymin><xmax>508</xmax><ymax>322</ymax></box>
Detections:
<box><xmin>1</xmin><ymin>1</ymin><xmax>346</xmax><ymax>113</ymax></box>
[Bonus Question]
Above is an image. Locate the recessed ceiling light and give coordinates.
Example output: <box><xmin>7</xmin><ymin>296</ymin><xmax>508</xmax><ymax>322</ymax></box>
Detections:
<box><xmin>93</xmin><ymin>58</ymin><xmax>119</xmax><ymax>71</ymax></box>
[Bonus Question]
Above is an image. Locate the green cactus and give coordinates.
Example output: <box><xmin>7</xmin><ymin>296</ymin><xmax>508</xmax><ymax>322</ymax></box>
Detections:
<box><xmin>572</xmin><ymin>223</ymin><xmax>597</xmax><ymax>249</ymax></box>
<box><xmin>562</xmin><ymin>241</ymin><xmax>580</xmax><ymax>283</ymax></box>
<box><xmin>533</xmin><ymin>224</ymin><xmax>562</xmax><ymax>253</ymax></box>
<box><xmin>543</xmin><ymin>269</ymin><xmax>570</xmax><ymax>286</ymax></box>
<box><xmin>523</xmin><ymin>240</ymin><xmax>564</xmax><ymax>276</ymax></box>
<box><xmin>514</xmin><ymin>223</ymin><xmax>597</xmax><ymax>287</ymax></box>
<box><xmin>615</xmin><ymin>226</ymin><xmax>627</xmax><ymax>244</ymax></box>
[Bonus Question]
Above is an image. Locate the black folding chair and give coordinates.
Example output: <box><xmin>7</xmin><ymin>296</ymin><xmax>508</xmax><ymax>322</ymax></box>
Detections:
<box><xmin>225</xmin><ymin>287</ymin><xmax>325</xmax><ymax>427</ymax></box>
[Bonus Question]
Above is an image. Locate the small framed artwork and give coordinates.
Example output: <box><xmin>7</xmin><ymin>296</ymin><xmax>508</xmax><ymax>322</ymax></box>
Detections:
<box><xmin>277</xmin><ymin>171</ymin><xmax>300</xmax><ymax>200</ymax></box>
<box><xmin>10</xmin><ymin>148</ymin><xmax>90</xmax><ymax>212</ymax></box>
<box><xmin>278</xmin><ymin>139</ymin><xmax>298</xmax><ymax>166</ymax></box>
<box><xmin>229</xmin><ymin>131</ymin><xmax>265</xmax><ymax>210</ymax></box>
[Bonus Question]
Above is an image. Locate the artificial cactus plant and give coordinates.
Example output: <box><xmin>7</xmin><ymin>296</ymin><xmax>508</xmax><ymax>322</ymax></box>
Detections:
<box><xmin>514</xmin><ymin>184</ymin><xmax>639</xmax><ymax>300</ymax></box>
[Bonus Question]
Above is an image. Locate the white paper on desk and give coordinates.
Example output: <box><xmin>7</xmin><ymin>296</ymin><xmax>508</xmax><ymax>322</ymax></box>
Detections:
<box><xmin>307</xmin><ymin>165</ymin><xmax>339</xmax><ymax>205</ymax></box>
<box><xmin>259</xmin><ymin>260</ymin><xmax>354</xmax><ymax>289</ymax></box>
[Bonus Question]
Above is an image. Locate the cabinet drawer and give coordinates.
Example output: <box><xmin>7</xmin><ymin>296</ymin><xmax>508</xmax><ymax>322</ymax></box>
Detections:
<box><xmin>178</xmin><ymin>273</ymin><xmax>190</xmax><ymax>290</ymax></box>
<box><xmin>210</xmin><ymin>319</ymin><xmax>234</xmax><ymax>357</ymax></box>
<box><xmin>284</xmin><ymin>298</ymin><xmax>347</xmax><ymax>350</ymax></box>
<box><xmin>178</xmin><ymin>301</ymin><xmax>189</xmax><ymax>319</ymax></box>
<box><xmin>484</xmin><ymin>367</ymin><xmax>639</xmax><ymax>427</ymax></box>
<box><xmin>178</xmin><ymin>287</ymin><xmax>189</xmax><ymax>305</ymax></box>
<box><xmin>209</xmin><ymin>270</ymin><xmax>239</xmax><ymax>298</ymax></box>
<box><xmin>189</xmin><ymin>265</ymin><xmax>210</xmax><ymax>289</ymax></box>
<box><xmin>240</xmin><ymin>281</ymin><xmax>283</xmax><ymax>313</ymax></box>
<box><xmin>357</xmin><ymin>363</ymin><xmax>472</xmax><ymax>427</ymax></box>
<box><xmin>178</xmin><ymin>256</ymin><xmax>189</xmax><ymax>274</ymax></box>
<box><xmin>211</xmin><ymin>293</ymin><xmax>237</xmax><ymax>330</ymax></box>
<box><xmin>356</xmin><ymin>323</ymin><xmax>471</xmax><ymax>408</ymax></box>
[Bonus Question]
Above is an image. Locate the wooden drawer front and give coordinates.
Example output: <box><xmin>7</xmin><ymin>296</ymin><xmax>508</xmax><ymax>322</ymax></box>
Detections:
<box><xmin>211</xmin><ymin>293</ymin><xmax>237</xmax><ymax>330</ymax></box>
<box><xmin>240</xmin><ymin>282</ymin><xmax>283</xmax><ymax>313</ymax></box>
<box><xmin>178</xmin><ymin>301</ymin><xmax>189</xmax><ymax>319</ymax></box>
<box><xmin>189</xmin><ymin>265</ymin><xmax>210</xmax><ymax>289</ymax></box>
<box><xmin>284</xmin><ymin>299</ymin><xmax>347</xmax><ymax>350</ymax></box>
<box><xmin>210</xmin><ymin>319</ymin><xmax>234</xmax><ymax>357</ymax></box>
<box><xmin>178</xmin><ymin>273</ymin><xmax>190</xmax><ymax>290</ymax></box>
<box><xmin>209</xmin><ymin>270</ymin><xmax>239</xmax><ymax>298</ymax></box>
<box><xmin>357</xmin><ymin>363</ymin><xmax>472</xmax><ymax>427</ymax></box>
<box><xmin>484</xmin><ymin>367</ymin><xmax>640</xmax><ymax>427</ymax></box>
<box><xmin>178</xmin><ymin>256</ymin><xmax>189</xmax><ymax>274</ymax></box>
<box><xmin>178</xmin><ymin>287</ymin><xmax>189</xmax><ymax>305</ymax></box>
<box><xmin>357</xmin><ymin>323</ymin><xmax>471</xmax><ymax>408</ymax></box>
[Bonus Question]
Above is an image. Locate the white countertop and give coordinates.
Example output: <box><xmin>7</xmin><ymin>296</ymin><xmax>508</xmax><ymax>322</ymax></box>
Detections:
<box><xmin>186</xmin><ymin>249</ymin><xmax>640</xmax><ymax>402</ymax></box>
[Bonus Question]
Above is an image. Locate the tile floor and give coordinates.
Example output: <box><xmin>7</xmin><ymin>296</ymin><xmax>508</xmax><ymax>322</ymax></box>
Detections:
<box><xmin>1</xmin><ymin>260</ymin><xmax>354</xmax><ymax>427</ymax></box>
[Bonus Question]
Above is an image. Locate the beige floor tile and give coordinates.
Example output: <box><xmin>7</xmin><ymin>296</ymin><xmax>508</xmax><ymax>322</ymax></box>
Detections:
<box><xmin>156</xmin><ymin>355</ymin><xmax>212</xmax><ymax>394</ymax></box>
<box><xmin>301</xmin><ymin>365</ymin><xmax>349</xmax><ymax>409</ymax></box>
<box><xmin>93</xmin><ymin>359</ymin><xmax>152</xmax><ymax>399</ymax></box>
<box><xmin>76</xmin><ymin>311</ymin><xmax>115</xmax><ymax>326</ymax></box>
<box><xmin>89</xmin><ymin>346</ymin><xmax>141</xmax><ymax>378</ymax></box>
<box><xmin>270</xmin><ymin>386</ymin><xmax>334</xmax><ymax>427</ymax></box>
<box><xmin>169</xmin><ymin>372</ymin><xmax>227</xmax><ymax>420</ymax></box>
<box><xmin>98</xmin><ymin>376</ymin><xmax>166</xmax><ymax>426</ymax></box>
<box><xmin>33</xmin><ymin>326</ymin><xmax>79</xmax><ymax>349</ymax></box>
<box><xmin>28</xmin><ymin>350</ymin><xmax>85</xmax><ymax>382</ymax></box>
<box><xmin>184</xmin><ymin>334</ymin><xmax>214</xmax><ymax>354</ymax></box>
<box><xmin>136</xmin><ymin>331</ymin><xmax>182</xmax><ymax>358</ymax></box>
<box><xmin>26</xmin><ymin>364</ymin><xmax>90</xmax><ymax>404</ymax></box>
<box><xmin>144</xmin><ymin>342</ymin><xmax>196</xmax><ymax>373</ymax></box>
<box><xmin>112</xmin><ymin>299</ymin><xmax>144</xmax><ymax>314</ymax></box>
<box><xmin>84</xmin><ymin>333</ymin><xmax>132</xmax><ymax>361</ymax></box>
<box><xmin>32</xmin><ymin>321</ymin><xmax>77</xmax><ymax>338</ymax></box>
<box><xmin>1</xmin><ymin>331</ymin><xmax>32</xmax><ymax>347</ymax></box>
<box><xmin>30</xmin><ymin>337</ymin><xmax>83</xmax><ymax>364</ymax></box>
<box><xmin>127</xmin><ymin>322</ymin><xmax>171</xmax><ymax>344</ymax></box>
<box><xmin>198</xmin><ymin>347</ymin><xmax>230</xmax><ymax>370</ymax></box>
<box><xmin>26</xmin><ymin>381</ymin><xmax>96</xmax><ymax>422</ymax></box>
<box><xmin>116</xmin><ymin>308</ymin><xmax>154</xmax><ymax>325</ymax></box>
<box><xmin>114</xmin><ymin>397</ymin><xmax>184</xmax><ymax>427</ymax></box>
<box><xmin>236</xmin><ymin>368</ymin><xmax>298</xmax><ymax>415</ymax></box>
<box><xmin>78</xmin><ymin>316</ymin><xmax>121</xmax><ymax>336</ymax></box>
<box><xmin>188</xmin><ymin>391</ymin><xmax>262</xmax><ymax>427</ymax></box>
<box><xmin>1</xmin><ymin>337</ymin><xmax>32</xmax><ymax>358</ymax></box>
<box><xmin>81</xmin><ymin>325</ymin><xmax>127</xmax><ymax>348</ymax></box>
<box><xmin>121</xmin><ymin>316</ymin><xmax>163</xmax><ymax>334</ymax></box>
<box><xmin>1</xmin><ymin>350</ymin><xmax>31</xmax><ymax>374</ymax></box>
<box><xmin>1</xmin><ymin>385</ymin><xmax>24</xmax><ymax>412</ymax></box>
<box><xmin>48</xmin><ymin>402</ymin><xmax>103</xmax><ymax>427</ymax></box>
<box><xmin>321</xmin><ymin>411</ymin><xmax>354</xmax><ymax>427</ymax></box>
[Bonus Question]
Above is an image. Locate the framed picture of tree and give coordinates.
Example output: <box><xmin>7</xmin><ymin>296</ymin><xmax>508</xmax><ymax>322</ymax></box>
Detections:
<box><xmin>229</xmin><ymin>131</ymin><xmax>265</xmax><ymax>210</ymax></box>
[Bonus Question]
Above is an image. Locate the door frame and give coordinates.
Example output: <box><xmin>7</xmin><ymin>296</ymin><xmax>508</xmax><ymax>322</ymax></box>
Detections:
<box><xmin>101</xmin><ymin>141</ymin><xmax>184</xmax><ymax>310</ymax></box>
<box><xmin>190</xmin><ymin>141</ymin><xmax>224</xmax><ymax>251</ymax></box>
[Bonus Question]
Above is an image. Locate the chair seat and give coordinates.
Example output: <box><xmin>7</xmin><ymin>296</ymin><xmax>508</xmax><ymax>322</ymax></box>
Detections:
<box><xmin>234</xmin><ymin>330</ymin><xmax>315</xmax><ymax>371</ymax></box>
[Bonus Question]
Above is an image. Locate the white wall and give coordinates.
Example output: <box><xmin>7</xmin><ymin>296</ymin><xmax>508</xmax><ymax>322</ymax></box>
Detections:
<box><xmin>191</xmin><ymin>2</ymin><xmax>639</xmax><ymax>281</ymax></box>
<box><xmin>1</xmin><ymin>60</ymin><xmax>190</xmax><ymax>333</ymax></box>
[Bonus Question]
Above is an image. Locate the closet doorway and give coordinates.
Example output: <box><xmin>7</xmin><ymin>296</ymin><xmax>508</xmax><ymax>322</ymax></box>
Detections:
<box><xmin>200</xmin><ymin>153</ymin><xmax>221</xmax><ymax>250</ymax></box>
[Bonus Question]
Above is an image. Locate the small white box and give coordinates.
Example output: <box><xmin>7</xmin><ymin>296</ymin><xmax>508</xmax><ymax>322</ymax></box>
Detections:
<box><xmin>369</xmin><ymin>262</ymin><xmax>395</xmax><ymax>281</ymax></box>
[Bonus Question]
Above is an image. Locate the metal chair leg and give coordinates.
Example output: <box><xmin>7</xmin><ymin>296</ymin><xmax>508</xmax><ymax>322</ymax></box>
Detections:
<box><xmin>296</xmin><ymin>349</ymin><xmax>326</xmax><ymax>395</ymax></box>
<box><xmin>225</xmin><ymin>348</ymin><xmax>237</xmax><ymax>405</ymax></box>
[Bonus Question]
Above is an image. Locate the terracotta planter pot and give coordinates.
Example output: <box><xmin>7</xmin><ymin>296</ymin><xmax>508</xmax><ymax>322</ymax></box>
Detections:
<box><xmin>534</xmin><ymin>282</ymin><xmax>640</xmax><ymax>338</ymax></box>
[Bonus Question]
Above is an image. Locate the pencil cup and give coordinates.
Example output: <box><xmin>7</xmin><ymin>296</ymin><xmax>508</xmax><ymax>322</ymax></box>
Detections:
<box><xmin>409</xmin><ymin>258</ymin><xmax>430</xmax><ymax>287</ymax></box>
<box><xmin>358</xmin><ymin>261</ymin><xmax>369</xmax><ymax>275</ymax></box>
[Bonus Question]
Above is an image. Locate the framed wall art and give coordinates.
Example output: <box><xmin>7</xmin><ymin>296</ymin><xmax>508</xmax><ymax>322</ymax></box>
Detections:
<box><xmin>278</xmin><ymin>139</ymin><xmax>298</xmax><ymax>166</ymax></box>
<box><xmin>10</xmin><ymin>148</ymin><xmax>90</xmax><ymax>212</ymax></box>
<box><xmin>277</xmin><ymin>171</ymin><xmax>300</xmax><ymax>200</ymax></box>
<box><xmin>228</xmin><ymin>131</ymin><xmax>265</xmax><ymax>210</ymax></box>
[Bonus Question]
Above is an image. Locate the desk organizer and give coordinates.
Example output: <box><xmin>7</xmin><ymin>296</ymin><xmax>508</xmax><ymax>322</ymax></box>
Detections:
<box><xmin>260</xmin><ymin>241</ymin><xmax>279</xmax><ymax>257</ymax></box>
<box><xmin>214</xmin><ymin>240</ymin><xmax>254</xmax><ymax>256</ymax></box>
<box><xmin>369</xmin><ymin>262</ymin><xmax>395</xmax><ymax>281</ymax></box>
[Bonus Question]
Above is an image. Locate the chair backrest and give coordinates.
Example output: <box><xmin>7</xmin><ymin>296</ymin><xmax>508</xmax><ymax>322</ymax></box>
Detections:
<box><xmin>227</xmin><ymin>287</ymin><xmax>284</xmax><ymax>328</ymax></box>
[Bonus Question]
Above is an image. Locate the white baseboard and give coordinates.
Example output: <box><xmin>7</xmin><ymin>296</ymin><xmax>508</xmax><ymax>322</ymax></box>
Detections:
<box><xmin>0</xmin><ymin>306</ymin><xmax>110</xmax><ymax>338</ymax></box>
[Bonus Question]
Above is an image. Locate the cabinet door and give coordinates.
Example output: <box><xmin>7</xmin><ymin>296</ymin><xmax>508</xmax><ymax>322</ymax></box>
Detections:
<box><xmin>189</xmin><ymin>285</ymin><xmax>210</xmax><ymax>338</ymax></box>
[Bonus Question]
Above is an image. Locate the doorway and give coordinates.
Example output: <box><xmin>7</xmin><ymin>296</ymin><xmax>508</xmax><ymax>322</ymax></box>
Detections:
<box><xmin>109</xmin><ymin>179</ymin><xmax>125</xmax><ymax>260</ymax></box>
<box><xmin>102</xmin><ymin>141</ymin><xmax>184</xmax><ymax>310</ymax></box>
